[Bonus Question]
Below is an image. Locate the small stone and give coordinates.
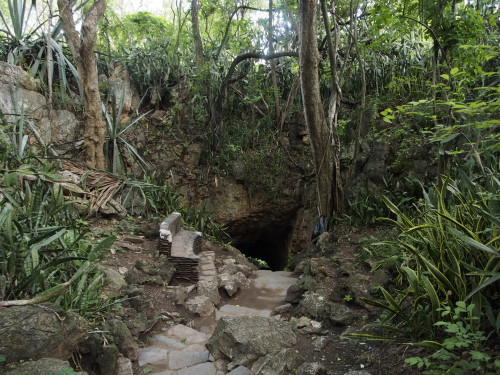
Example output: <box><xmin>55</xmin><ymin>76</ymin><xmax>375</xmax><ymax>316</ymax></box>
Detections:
<box><xmin>118</xmin><ymin>267</ymin><xmax>128</xmax><ymax>275</ymax></box>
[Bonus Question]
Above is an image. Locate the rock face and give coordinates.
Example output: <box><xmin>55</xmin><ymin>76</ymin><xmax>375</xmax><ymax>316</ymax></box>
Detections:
<box><xmin>0</xmin><ymin>304</ymin><xmax>88</xmax><ymax>362</ymax></box>
<box><xmin>0</xmin><ymin>62</ymin><xmax>80</xmax><ymax>151</ymax></box>
<box><xmin>206</xmin><ymin>316</ymin><xmax>297</xmax><ymax>370</ymax></box>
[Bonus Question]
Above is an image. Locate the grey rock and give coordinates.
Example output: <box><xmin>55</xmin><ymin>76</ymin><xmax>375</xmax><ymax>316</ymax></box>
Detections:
<box><xmin>125</xmin><ymin>267</ymin><xmax>163</xmax><ymax>286</ymax></box>
<box><xmin>152</xmin><ymin>334</ymin><xmax>187</xmax><ymax>350</ymax></box>
<box><xmin>5</xmin><ymin>358</ymin><xmax>87</xmax><ymax>375</ymax></box>
<box><xmin>227</xmin><ymin>366</ymin><xmax>251</xmax><ymax>375</ymax></box>
<box><xmin>207</xmin><ymin>316</ymin><xmax>296</xmax><ymax>368</ymax></box>
<box><xmin>100</xmin><ymin>198</ymin><xmax>127</xmax><ymax>218</ymax></box>
<box><xmin>165</xmin><ymin>324</ymin><xmax>209</xmax><ymax>345</ymax></box>
<box><xmin>312</xmin><ymin>336</ymin><xmax>331</xmax><ymax>352</ymax></box>
<box><xmin>186</xmin><ymin>295</ymin><xmax>215</xmax><ymax>316</ymax></box>
<box><xmin>197</xmin><ymin>280</ymin><xmax>221</xmax><ymax>305</ymax></box>
<box><xmin>100</xmin><ymin>266</ymin><xmax>127</xmax><ymax>292</ymax></box>
<box><xmin>117</xmin><ymin>356</ymin><xmax>134</xmax><ymax>375</ymax></box>
<box><xmin>295</xmin><ymin>362</ymin><xmax>328</xmax><ymax>375</ymax></box>
<box><xmin>169</xmin><ymin>350</ymin><xmax>209</xmax><ymax>370</ymax></box>
<box><xmin>285</xmin><ymin>283</ymin><xmax>304</xmax><ymax>304</ymax></box>
<box><xmin>296</xmin><ymin>292</ymin><xmax>356</xmax><ymax>326</ymax></box>
<box><xmin>369</xmin><ymin>269</ymin><xmax>391</xmax><ymax>289</ymax></box>
<box><xmin>219</xmin><ymin>271</ymin><xmax>249</xmax><ymax>297</ymax></box>
<box><xmin>326</xmin><ymin>302</ymin><xmax>357</xmax><ymax>325</ymax></box>
<box><xmin>137</xmin><ymin>347</ymin><xmax>169</xmax><ymax>366</ymax></box>
<box><xmin>315</xmin><ymin>234</ymin><xmax>337</xmax><ymax>254</ymax></box>
<box><xmin>250</xmin><ymin>348</ymin><xmax>303</xmax><ymax>375</ymax></box>
<box><xmin>0</xmin><ymin>61</ymin><xmax>41</xmax><ymax>90</ymax></box>
<box><xmin>51</xmin><ymin>110</ymin><xmax>79</xmax><ymax>145</ymax></box>
<box><xmin>271</xmin><ymin>303</ymin><xmax>294</xmax><ymax>316</ymax></box>
<box><xmin>106</xmin><ymin>319</ymin><xmax>139</xmax><ymax>360</ymax></box>
<box><xmin>0</xmin><ymin>304</ymin><xmax>88</xmax><ymax>362</ymax></box>
<box><xmin>178</xmin><ymin>362</ymin><xmax>216</xmax><ymax>375</ymax></box>
<box><xmin>344</xmin><ymin>371</ymin><xmax>372</xmax><ymax>375</ymax></box>
<box><xmin>286</xmin><ymin>276</ymin><xmax>316</xmax><ymax>304</ymax></box>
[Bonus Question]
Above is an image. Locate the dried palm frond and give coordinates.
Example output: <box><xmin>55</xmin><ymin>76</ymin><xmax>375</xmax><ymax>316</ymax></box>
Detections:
<box><xmin>60</xmin><ymin>161</ymin><xmax>123</xmax><ymax>213</ymax></box>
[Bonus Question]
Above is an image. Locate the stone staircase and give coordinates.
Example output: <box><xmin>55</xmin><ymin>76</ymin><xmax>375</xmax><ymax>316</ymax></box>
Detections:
<box><xmin>159</xmin><ymin>212</ymin><xmax>202</xmax><ymax>282</ymax></box>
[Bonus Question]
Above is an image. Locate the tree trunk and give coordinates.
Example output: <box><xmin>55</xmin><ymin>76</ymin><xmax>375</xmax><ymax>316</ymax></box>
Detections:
<box><xmin>191</xmin><ymin>0</ymin><xmax>204</xmax><ymax>68</ymax></box>
<box><xmin>299</xmin><ymin>0</ymin><xmax>343</xmax><ymax>217</ymax></box>
<box><xmin>268</xmin><ymin>0</ymin><xmax>281</xmax><ymax>125</ymax></box>
<box><xmin>57</xmin><ymin>0</ymin><xmax>106</xmax><ymax>169</ymax></box>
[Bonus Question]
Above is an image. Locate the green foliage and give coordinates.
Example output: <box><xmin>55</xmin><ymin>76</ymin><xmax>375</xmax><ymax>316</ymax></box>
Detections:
<box><xmin>346</xmin><ymin>177</ymin><xmax>415</xmax><ymax>227</ymax></box>
<box><xmin>0</xmin><ymin>109</ymin><xmax>115</xmax><ymax>316</ymax></box>
<box><xmin>357</xmin><ymin>172</ymin><xmax>499</xmax><ymax>340</ymax></box>
<box><xmin>180</xmin><ymin>204</ymin><xmax>230</xmax><ymax>244</ymax></box>
<box><xmin>405</xmin><ymin>302</ymin><xmax>500</xmax><ymax>375</ymax></box>
<box><xmin>246</xmin><ymin>256</ymin><xmax>270</xmax><ymax>270</ymax></box>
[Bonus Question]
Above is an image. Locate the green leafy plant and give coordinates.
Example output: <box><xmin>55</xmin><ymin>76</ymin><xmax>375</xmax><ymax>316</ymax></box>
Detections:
<box><xmin>405</xmin><ymin>302</ymin><xmax>500</xmax><ymax>375</ymax></box>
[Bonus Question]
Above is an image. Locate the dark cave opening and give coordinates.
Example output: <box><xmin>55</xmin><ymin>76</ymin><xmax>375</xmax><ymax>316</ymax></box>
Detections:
<box><xmin>229</xmin><ymin>211</ymin><xmax>298</xmax><ymax>271</ymax></box>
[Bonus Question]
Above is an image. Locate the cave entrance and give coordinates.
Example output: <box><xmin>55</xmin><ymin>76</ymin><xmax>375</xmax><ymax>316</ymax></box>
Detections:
<box><xmin>228</xmin><ymin>210</ymin><xmax>298</xmax><ymax>271</ymax></box>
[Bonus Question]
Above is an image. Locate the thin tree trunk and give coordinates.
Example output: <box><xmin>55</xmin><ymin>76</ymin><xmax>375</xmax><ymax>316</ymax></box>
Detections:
<box><xmin>58</xmin><ymin>0</ymin><xmax>106</xmax><ymax>169</ymax></box>
<box><xmin>299</xmin><ymin>0</ymin><xmax>343</xmax><ymax>217</ymax></box>
<box><xmin>268</xmin><ymin>0</ymin><xmax>281</xmax><ymax>125</ymax></box>
<box><xmin>191</xmin><ymin>0</ymin><xmax>204</xmax><ymax>68</ymax></box>
<box><xmin>349</xmin><ymin>0</ymin><xmax>366</xmax><ymax>185</ymax></box>
<box><xmin>279</xmin><ymin>74</ymin><xmax>300</xmax><ymax>129</ymax></box>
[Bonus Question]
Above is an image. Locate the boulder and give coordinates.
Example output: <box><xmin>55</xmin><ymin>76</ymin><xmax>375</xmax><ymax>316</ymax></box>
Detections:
<box><xmin>0</xmin><ymin>304</ymin><xmax>88</xmax><ymax>362</ymax></box>
<box><xmin>296</xmin><ymin>292</ymin><xmax>357</xmax><ymax>326</ymax></box>
<box><xmin>185</xmin><ymin>295</ymin><xmax>215</xmax><ymax>316</ymax></box>
<box><xmin>206</xmin><ymin>316</ymin><xmax>296</xmax><ymax>369</ymax></box>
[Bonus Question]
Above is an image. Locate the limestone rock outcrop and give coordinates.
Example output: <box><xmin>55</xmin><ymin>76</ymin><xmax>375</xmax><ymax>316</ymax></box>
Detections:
<box><xmin>206</xmin><ymin>316</ymin><xmax>299</xmax><ymax>371</ymax></box>
<box><xmin>0</xmin><ymin>304</ymin><xmax>88</xmax><ymax>362</ymax></box>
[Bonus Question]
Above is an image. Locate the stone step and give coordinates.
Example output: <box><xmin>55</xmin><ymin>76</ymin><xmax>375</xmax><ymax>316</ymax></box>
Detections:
<box><xmin>216</xmin><ymin>304</ymin><xmax>272</xmax><ymax>319</ymax></box>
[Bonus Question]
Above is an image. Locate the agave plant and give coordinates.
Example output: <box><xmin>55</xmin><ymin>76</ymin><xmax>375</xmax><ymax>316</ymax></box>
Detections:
<box><xmin>102</xmin><ymin>87</ymin><xmax>151</xmax><ymax>174</ymax></box>
<box><xmin>0</xmin><ymin>0</ymin><xmax>85</xmax><ymax>98</ymax></box>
